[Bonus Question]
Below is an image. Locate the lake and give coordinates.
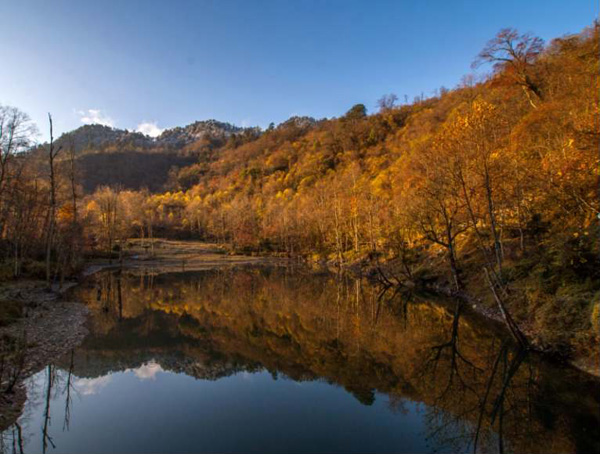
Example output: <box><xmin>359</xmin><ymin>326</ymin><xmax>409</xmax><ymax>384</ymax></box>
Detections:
<box><xmin>2</xmin><ymin>266</ymin><xmax>598</xmax><ymax>453</ymax></box>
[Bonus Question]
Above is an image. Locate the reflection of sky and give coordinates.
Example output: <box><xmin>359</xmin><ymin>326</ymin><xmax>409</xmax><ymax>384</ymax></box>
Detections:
<box><xmin>128</xmin><ymin>360</ymin><xmax>163</xmax><ymax>381</ymax></box>
<box><xmin>75</xmin><ymin>375</ymin><xmax>113</xmax><ymax>395</ymax></box>
<box><xmin>5</xmin><ymin>366</ymin><xmax>430</xmax><ymax>454</ymax></box>
<box><xmin>73</xmin><ymin>361</ymin><xmax>164</xmax><ymax>396</ymax></box>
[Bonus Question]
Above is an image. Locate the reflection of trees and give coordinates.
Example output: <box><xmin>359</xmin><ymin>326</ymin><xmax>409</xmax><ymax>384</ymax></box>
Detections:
<box><xmin>9</xmin><ymin>268</ymin><xmax>595</xmax><ymax>454</ymax></box>
<box><xmin>473</xmin><ymin>341</ymin><xmax>509</xmax><ymax>453</ymax></box>
<box><xmin>426</xmin><ymin>302</ymin><xmax>483</xmax><ymax>402</ymax></box>
<box><xmin>422</xmin><ymin>301</ymin><xmax>487</xmax><ymax>453</ymax></box>
<box><xmin>420</xmin><ymin>301</ymin><xmax>565</xmax><ymax>454</ymax></box>
<box><xmin>1</xmin><ymin>362</ymin><xmax>82</xmax><ymax>454</ymax></box>
<box><xmin>0</xmin><ymin>422</ymin><xmax>24</xmax><ymax>454</ymax></box>
<box><xmin>62</xmin><ymin>351</ymin><xmax>75</xmax><ymax>432</ymax></box>
<box><xmin>11</xmin><ymin>361</ymin><xmax>75</xmax><ymax>454</ymax></box>
<box><xmin>488</xmin><ymin>347</ymin><xmax>528</xmax><ymax>454</ymax></box>
<box><xmin>41</xmin><ymin>365</ymin><xmax>58</xmax><ymax>453</ymax></box>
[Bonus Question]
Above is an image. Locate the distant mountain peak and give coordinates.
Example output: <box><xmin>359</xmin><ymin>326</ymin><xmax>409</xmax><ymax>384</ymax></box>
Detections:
<box><xmin>277</xmin><ymin>116</ymin><xmax>317</xmax><ymax>130</ymax></box>
<box><xmin>51</xmin><ymin>119</ymin><xmax>260</xmax><ymax>154</ymax></box>
<box><xmin>156</xmin><ymin>119</ymin><xmax>250</xmax><ymax>146</ymax></box>
<box><xmin>53</xmin><ymin>124</ymin><xmax>153</xmax><ymax>154</ymax></box>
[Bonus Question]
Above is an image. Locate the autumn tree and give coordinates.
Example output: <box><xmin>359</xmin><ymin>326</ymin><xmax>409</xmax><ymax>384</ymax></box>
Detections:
<box><xmin>344</xmin><ymin>104</ymin><xmax>367</xmax><ymax>121</ymax></box>
<box><xmin>403</xmin><ymin>139</ymin><xmax>469</xmax><ymax>291</ymax></box>
<box><xmin>88</xmin><ymin>186</ymin><xmax>122</xmax><ymax>261</ymax></box>
<box><xmin>440</xmin><ymin>100</ymin><xmax>511</xmax><ymax>276</ymax></box>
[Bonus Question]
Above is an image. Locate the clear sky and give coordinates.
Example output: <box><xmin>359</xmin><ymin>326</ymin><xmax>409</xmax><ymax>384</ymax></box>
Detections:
<box><xmin>1</xmin><ymin>0</ymin><xmax>597</xmax><ymax>140</ymax></box>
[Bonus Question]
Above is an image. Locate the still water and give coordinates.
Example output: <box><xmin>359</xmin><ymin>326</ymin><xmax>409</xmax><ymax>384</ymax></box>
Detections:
<box><xmin>2</xmin><ymin>267</ymin><xmax>599</xmax><ymax>453</ymax></box>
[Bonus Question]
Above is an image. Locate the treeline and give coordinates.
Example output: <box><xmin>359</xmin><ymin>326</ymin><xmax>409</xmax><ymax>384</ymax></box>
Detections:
<box><xmin>0</xmin><ymin>109</ymin><xmax>84</xmax><ymax>284</ymax></box>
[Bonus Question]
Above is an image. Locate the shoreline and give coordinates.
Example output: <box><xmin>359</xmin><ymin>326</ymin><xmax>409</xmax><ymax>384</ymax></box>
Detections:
<box><xmin>327</xmin><ymin>256</ymin><xmax>600</xmax><ymax>379</ymax></box>
<box><xmin>0</xmin><ymin>281</ymin><xmax>90</xmax><ymax>431</ymax></box>
<box><xmin>365</xmin><ymin>274</ymin><xmax>600</xmax><ymax>379</ymax></box>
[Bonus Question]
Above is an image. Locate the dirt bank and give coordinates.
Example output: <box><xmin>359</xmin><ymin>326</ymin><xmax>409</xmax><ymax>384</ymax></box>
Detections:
<box><xmin>0</xmin><ymin>281</ymin><xmax>89</xmax><ymax>430</ymax></box>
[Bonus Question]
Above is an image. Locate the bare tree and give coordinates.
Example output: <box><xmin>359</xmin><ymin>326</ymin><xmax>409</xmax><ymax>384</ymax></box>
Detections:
<box><xmin>65</xmin><ymin>136</ymin><xmax>81</xmax><ymax>273</ymax></box>
<box><xmin>473</xmin><ymin>29</ymin><xmax>544</xmax><ymax>108</ymax></box>
<box><xmin>46</xmin><ymin>114</ymin><xmax>62</xmax><ymax>287</ymax></box>
<box><xmin>0</xmin><ymin>105</ymin><xmax>37</xmax><ymax>235</ymax></box>
<box><xmin>376</xmin><ymin>93</ymin><xmax>398</xmax><ymax>112</ymax></box>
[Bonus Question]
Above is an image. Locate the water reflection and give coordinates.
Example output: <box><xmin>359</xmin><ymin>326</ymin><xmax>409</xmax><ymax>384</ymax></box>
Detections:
<box><xmin>2</xmin><ymin>267</ymin><xmax>599</xmax><ymax>453</ymax></box>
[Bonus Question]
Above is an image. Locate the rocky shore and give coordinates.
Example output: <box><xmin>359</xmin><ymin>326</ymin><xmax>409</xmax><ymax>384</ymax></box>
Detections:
<box><xmin>0</xmin><ymin>281</ymin><xmax>89</xmax><ymax>431</ymax></box>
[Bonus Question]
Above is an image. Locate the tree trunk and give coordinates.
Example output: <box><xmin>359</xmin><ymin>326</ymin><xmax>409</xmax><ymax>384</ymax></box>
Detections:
<box><xmin>45</xmin><ymin>114</ymin><xmax>60</xmax><ymax>288</ymax></box>
<box><xmin>484</xmin><ymin>163</ymin><xmax>503</xmax><ymax>276</ymax></box>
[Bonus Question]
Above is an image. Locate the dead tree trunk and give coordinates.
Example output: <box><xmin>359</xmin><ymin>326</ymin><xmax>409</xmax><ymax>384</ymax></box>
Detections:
<box><xmin>45</xmin><ymin>114</ymin><xmax>62</xmax><ymax>288</ymax></box>
<box><xmin>484</xmin><ymin>267</ymin><xmax>529</xmax><ymax>348</ymax></box>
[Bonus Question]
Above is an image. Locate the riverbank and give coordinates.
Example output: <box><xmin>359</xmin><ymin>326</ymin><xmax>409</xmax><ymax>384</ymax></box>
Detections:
<box><xmin>0</xmin><ymin>281</ymin><xmax>89</xmax><ymax>430</ymax></box>
<box><xmin>351</xmin><ymin>256</ymin><xmax>600</xmax><ymax>378</ymax></box>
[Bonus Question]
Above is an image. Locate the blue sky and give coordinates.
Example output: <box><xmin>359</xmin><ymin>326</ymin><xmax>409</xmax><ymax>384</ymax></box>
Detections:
<box><xmin>1</xmin><ymin>0</ymin><xmax>597</xmax><ymax>140</ymax></box>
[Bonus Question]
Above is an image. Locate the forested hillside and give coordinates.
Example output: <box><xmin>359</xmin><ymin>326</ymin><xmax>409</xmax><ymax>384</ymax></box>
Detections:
<box><xmin>0</xmin><ymin>24</ymin><xmax>598</xmax><ymax>361</ymax></box>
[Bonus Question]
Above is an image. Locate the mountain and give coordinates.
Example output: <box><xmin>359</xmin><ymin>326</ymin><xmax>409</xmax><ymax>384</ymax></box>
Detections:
<box><xmin>35</xmin><ymin>116</ymin><xmax>318</xmax><ymax>193</ymax></box>
<box><xmin>55</xmin><ymin>119</ymin><xmax>253</xmax><ymax>155</ymax></box>
<box><xmin>47</xmin><ymin>119</ymin><xmax>262</xmax><ymax>193</ymax></box>
<box><xmin>54</xmin><ymin>124</ymin><xmax>154</xmax><ymax>154</ymax></box>
<box><xmin>156</xmin><ymin>119</ymin><xmax>254</xmax><ymax>147</ymax></box>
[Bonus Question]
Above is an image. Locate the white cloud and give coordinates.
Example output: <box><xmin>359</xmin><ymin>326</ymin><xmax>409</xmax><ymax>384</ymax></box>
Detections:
<box><xmin>129</xmin><ymin>361</ymin><xmax>163</xmax><ymax>380</ymax></box>
<box><xmin>78</xmin><ymin>109</ymin><xmax>115</xmax><ymax>127</ymax></box>
<box><xmin>74</xmin><ymin>375</ymin><xmax>113</xmax><ymax>395</ymax></box>
<box><xmin>136</xmin><ymin>121</ymin><xmax>164</xmax><ymax>138</ymax></box>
